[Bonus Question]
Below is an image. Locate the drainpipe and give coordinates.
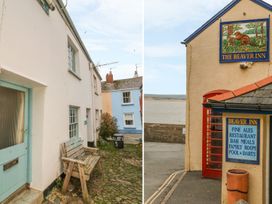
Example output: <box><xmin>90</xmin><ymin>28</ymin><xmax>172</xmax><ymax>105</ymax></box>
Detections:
<box><xmin>90</xmin><ymin>63</ymin><xmax>97</xmax><ymax>146</ymax></box>
<box><xmin>181</xmin><ymin>41</ymin><xmax>192</xmax><ymax>171</ymax></box>
<box><xmin>0</xmin><ymin>0</ymin><xmax>6</xmax><ymax>47</ymax></box>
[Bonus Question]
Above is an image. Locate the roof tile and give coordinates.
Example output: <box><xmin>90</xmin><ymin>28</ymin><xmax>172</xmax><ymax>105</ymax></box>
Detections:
<box><xmin>255</xmin><ymin>75</ymin><xmax>272</xmax><ymax>87</ymax></box>
<box><xmin>233</xmin><ymin>83</ymin><xmax>258</xmax><ymax>96</ymax></box>
<box><xmin>209</xmin><ymin>91</ymin><xmax>235</xmax><ymax>101</ymax></box>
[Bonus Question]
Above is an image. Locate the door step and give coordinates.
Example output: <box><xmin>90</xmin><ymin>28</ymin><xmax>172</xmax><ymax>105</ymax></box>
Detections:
<box><xmin>3</xmin><ymin>189</ymin><xmax>43</xmax><ymax>204</ymax></box>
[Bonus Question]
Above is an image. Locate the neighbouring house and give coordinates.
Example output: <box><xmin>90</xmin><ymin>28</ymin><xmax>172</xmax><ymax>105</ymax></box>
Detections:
<box><xmin>144</xmin><ymin>94</ymin><xmax>186</xmax><ymax>143</ymax></box>
<box><xmin>183</xmin><ymin>0</ymin><xmax>272</xmax><ymax>203</ymax></box>
<box><xmin>0</xmin><ymin>0</ymin><xmax>101</xmax><ymax>202</ymax></box>
<box><xmin>102</xmin><ymin>71</ymin><xmax>142</xmax><ymax>134</ymax></box>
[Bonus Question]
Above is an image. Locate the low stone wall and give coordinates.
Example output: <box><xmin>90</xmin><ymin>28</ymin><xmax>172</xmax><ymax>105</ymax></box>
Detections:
<box><xmin>144</xmin><ymin>123</ymin><xmax>185</xmax><ymax>143</ymax></box>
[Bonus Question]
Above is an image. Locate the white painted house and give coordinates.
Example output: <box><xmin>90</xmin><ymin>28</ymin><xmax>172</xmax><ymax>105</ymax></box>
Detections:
<box><xmin>0</xmin><ymin>0</ymin><xmax>101</xmax><ymax>201</ymax></box>
<box><xmin>144</xmin><ymin>94</ymin><xmax>186</xmax><ymax>125</ymax></box>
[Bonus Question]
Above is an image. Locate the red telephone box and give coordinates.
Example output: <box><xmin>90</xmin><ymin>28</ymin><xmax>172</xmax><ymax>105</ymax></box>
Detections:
<box><xmin>202</xmin><ymin>90</ymin><xmax>229</xmax><ymax>179</ymax></box>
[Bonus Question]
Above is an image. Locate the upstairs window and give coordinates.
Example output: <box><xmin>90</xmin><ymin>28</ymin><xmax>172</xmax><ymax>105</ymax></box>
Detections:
<box><xmin>94</xmin><ymin>75</ymin><xmax>98</xmax><ymax>93</ymax></box>
<box><xmin>37</xmin><ymin>0</ymin><xmax>50</xmax><ymax>14</ymax></box>
<box><xmin>122</xmin><ymin>92</ymin><xmax>131</xmax><ymax>104</ymax></box>
<box><xmin>124</xmin><ymin>113</ymin><xmax>134</xmax><ymax>127</ymax></box>
<box><xmin>69</xmin><ymin>106</ymin><xmax>79</xmax><ymax>138</ymax></box>
<box><xmin>68</xmin><ymin>43</ymin><xmax>77</xmax><ymax>73</ymax></box>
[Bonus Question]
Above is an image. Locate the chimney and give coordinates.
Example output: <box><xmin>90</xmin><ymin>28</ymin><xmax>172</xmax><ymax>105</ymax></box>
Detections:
<box><xmin>106</xmin><ymin>71</ymin><xmax>113</xmax><ymax>83</ymax></box>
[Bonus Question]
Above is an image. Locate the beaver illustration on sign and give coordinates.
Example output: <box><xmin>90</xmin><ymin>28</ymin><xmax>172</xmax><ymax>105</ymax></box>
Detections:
<box><xmin>234</xmin><ymin>32</ymin><xmax>252</xmax><ymax>45</ymax></box>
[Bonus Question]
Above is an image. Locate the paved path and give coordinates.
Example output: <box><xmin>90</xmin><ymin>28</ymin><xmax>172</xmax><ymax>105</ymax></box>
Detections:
<box><xmin>144</xmin><ymin>142</ymin><xmax>184</xmax><ymax>201</ymax></box>
<box><xmin>124</xmin><ymin>134</ymin><xmax>142</xmax><ymax>144</ymax></box>
<box><xmin>167</xmin><ymin>171</ymin><xmax>221</xmax><ymax>204</ymax></box>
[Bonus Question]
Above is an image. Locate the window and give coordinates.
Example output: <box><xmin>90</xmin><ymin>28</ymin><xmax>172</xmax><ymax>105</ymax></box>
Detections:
<box><xmin>124</xmin><ymin>113</ymin><xmax>134</xmax><ymax>127</ymax></box>
<box><xmin>37</xmin><ymin>0</ymin><xmax>50</xmax><ymax>14</ymax></box>
<box><xmin>68</xmin><ymin>42</ymin><xmax>77</xmax><ymax>73</ymax></box>
<box><xmin>69</xmin><ymin>107</ymin><xmax>79</xmax><ymax>138</ymax></box>
<box><xmin>0</xmin><ymin>86</ymin><xmax>25</xmax><ymax>150</ymax></box>
<box><xmin>122</xmin><ymin>92</ymin><xmax>131</xmax><ymax>104</ymax></box>
<box><xmin>93</xmin><ymin>75</ymin><xmax>98</xmax><ymax>93</ymax></box>
<box><xmin>95</xmin><ymin>109</ymin><xmax>99</xmax><ymax>121</ymax></box>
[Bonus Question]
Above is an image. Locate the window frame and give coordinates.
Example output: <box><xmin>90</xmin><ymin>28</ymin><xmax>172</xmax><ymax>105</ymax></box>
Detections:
<box><xmin>69</xmin><ymin>106</ymin><xmax>79</xmax><ymax>138</ymax></box>
<box><xmin>122</xmin><ymin>91</ymin><xmax>132</xmax><ymax>104</ymax></box>
<box><xmin>93</xmin><ymin>75</ymin><xmax>98</xmax><ymax>94</ymax></box>
<box><xmin>36</xmin><ymin>0</ymin><xmax>50</xmax><ymax>14</ymax></box>
<box><xmin>68</xmin><ymin>38</ymin><xmax>81</xmax><ymax>80</ymax></box>
<box><xmin>123</xmin><ymin>113</ymin><xmax>135</xmax><ymax>128</ymax></box>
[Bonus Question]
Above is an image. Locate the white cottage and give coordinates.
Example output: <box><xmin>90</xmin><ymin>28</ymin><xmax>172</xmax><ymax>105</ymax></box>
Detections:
<box><xmin>0</xmin><ymin>0</ymin><xmax>102</xmax><ymax>201</ymax></box>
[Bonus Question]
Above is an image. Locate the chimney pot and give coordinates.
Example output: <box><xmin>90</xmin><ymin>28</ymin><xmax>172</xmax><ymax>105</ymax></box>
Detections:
<box><xmin>106</xmin><ymin>71</ymin><xmax>113</xmax><ymax>83</ymax></box>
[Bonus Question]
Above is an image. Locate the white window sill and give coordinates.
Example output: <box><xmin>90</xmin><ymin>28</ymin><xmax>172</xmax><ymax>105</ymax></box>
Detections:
<box><xmin>68</xmin><ymin>69</ymin><xmax>81</xmax><ymax>80</ymax></box>
<box><xmin>124</xmin><ymin>126</ymin><xmax>136</xmax><ymax>129</ymax></box>
<box><xmin>122</xmin><ymin>103</ymin><xmax>134</xmax><ymax>106</ymax></box>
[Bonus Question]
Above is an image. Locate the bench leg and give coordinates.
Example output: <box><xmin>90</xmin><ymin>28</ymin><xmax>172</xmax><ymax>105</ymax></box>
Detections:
<box><xmin>78</xmin><ymin>163</ymin><xmax>89</xmax><ymax>202</ymax></box>
<box><xmin>62</xmin><ymin>162</ymin><xmax>74</xmax><ymax>193</ymax></box>
<box><xmin>98</xmin><ymin>160</ymin><xmax>103</xmax><ymax>180</ymax></box>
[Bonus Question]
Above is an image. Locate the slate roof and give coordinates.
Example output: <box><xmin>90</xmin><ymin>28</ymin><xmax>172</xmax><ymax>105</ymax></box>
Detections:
<box><xmin>205</xmin><ymin>76</ymin><xmax>272</xmax><ymax>111</ymax></box>
<box><xmin>224</xmin><ymin>84</ymin><xmax>272</xmax><ymax>105</ymax></box>
<box><xmin>184</xmin><ymin>0</ymin><xmax>272</xmax><ymax>44</ymax></box>
<box><xmin>102</xmin><ymin>76</ymin><xmax>142</xmax><ymax>91</ymax></box>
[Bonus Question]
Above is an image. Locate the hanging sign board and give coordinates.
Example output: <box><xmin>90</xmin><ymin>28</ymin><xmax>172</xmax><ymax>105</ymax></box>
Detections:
<box><xmin>226</xmin><ymin>118</ymin><xmax>260</xmax><ymax>164</ymax></box>
<box><xmin>220</xmin><ymin>18</ymin><xmax>269</xmax><ymax>63</ymax></box>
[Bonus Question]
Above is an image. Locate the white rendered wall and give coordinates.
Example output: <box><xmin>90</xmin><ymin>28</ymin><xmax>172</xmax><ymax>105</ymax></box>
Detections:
<box><xmin>0</xmin><ymin>0</ymin><xmax>96</xmax><ymax>191</ymax></box>
<box><xmin>144</xmin><ymin>97</ymin><xmax>186</xmax><ymax>125</ymax></box>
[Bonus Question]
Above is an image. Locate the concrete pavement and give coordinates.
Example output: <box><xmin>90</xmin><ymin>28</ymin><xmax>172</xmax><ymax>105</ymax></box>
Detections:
<box><xmin>167</xmin><ymin>171</ymin><xmax>221</xmax><ymax>204</ymax></box>
<box><xmin>144</xmin><ymin>142</ymin><xmax>184</xmax><ymax>201</ymax></box>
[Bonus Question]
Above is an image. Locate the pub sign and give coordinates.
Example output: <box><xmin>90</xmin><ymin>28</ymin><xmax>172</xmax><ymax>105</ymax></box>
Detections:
<box><xmin>220</xmin><ymin>18</ymin><xmax>269</xmax><ymax>63</ymax></box>
<box><xmin>226</xmin><ymin>118</ymin><xmax>260</xmax><ymax>164</ymax></box>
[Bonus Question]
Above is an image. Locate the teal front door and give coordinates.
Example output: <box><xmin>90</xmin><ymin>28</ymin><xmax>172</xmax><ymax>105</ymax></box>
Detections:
<box><xmin>0</xmin><ymin>81</ymin><xmax>29</xmax><ymax>202</ymax></box>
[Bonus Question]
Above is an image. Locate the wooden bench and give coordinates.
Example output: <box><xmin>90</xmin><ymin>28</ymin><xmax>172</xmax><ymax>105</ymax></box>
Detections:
<box><xmin>60</xmin><ymin>137</ymin><xmax>101</xmax><ymax>201</ymax></box>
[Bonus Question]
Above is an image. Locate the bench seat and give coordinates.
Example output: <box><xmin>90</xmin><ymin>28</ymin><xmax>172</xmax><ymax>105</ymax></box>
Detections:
<box><xmin>60</xmin><ymin>137</ymin><xmax>101</xmax><ymax>201</ymax></box>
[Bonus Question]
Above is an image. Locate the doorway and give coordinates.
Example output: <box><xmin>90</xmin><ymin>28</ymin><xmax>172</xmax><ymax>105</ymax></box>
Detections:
<box><xmin>0</xmin><ymin>81</ymin><xmax>30</xmax><ymax>202</ymax></box>
<box><xmin>86</xmin><ymin>108</ymin><xmax>94</xmax><ymax>147</ymax></box>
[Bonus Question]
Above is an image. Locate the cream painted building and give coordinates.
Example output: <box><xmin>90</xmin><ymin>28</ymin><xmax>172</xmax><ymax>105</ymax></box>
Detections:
<box><xmin>184</xmin><ymin>0</ymin><xmax>272</xmax><ymax>203</ymax></box>
<box><xmin>0</xmin><ymin>0</ymin><xmax>101</xmax><ymax>201</ymax></box>
<box><xmin>144</xmin><ymin>94</ymin><xmax>186</xmax><ymax>125</ymax></box>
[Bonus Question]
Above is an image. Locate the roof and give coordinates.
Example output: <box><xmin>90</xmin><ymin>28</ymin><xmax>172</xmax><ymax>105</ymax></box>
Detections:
<box><xmin>102</xmin><ymin>77</ymin><xmax>142</xmax><ymax>91</ymax></box>
<box><xmin>145</xmin><ymin>94</ymin><xmax>186</xmax><ymax>100</ymax></box>
<box><xmin>183</xmin><ymin>0</ymin><xmax>272</xmax><ymax>44</ymax></box>
<box><xmin>205</xmin><ymin>75</ymin><xmax>272</xmax><ymax>112</ymax></box>
<box><xmin>55</xmin><ymin>0</ymin><xmax>102</xmax><ymax>80</ymax></box>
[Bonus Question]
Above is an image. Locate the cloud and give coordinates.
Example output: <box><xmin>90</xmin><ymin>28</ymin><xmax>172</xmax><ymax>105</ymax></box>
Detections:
<box><xmin>68</xmin><ymin>0</ymin><xmax>143</xmax><ymax>54</ymax></box>
<box><xmin>144</xmin><ymin>62</ymin><xmax>186</xmax><ymax>94</ymax></box>
<box><xmin>145</xmin><ymin>44</ymin><xmax>184</xmax><ymax>58</ymax></box>
<box><xmin>99</xmin><ymin>63</ymin><xmax>143</xmax><ymax>81</ymax></box>
<box><xmin>144</xmin><ymin>0</ymin><xmax>232</xmax><ymax>29</ymax></box>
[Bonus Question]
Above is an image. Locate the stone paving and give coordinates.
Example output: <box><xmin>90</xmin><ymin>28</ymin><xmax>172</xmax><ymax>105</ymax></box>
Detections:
<box><xmin>43</xmin><ymin>141</ymin><xmax>142</xmax><ymax>204</ymax></box>
<box><xmin>167</xmin><ymin>171</ymin><xmax>221</xmax><ymax>204</ymax></box>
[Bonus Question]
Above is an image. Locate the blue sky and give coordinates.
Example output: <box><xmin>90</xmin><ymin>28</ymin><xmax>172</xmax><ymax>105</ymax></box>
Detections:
<box><xmin>144</xmin><ymin>0</ymin><xmax>272</xmax><ymax>94</ymax></box>
<box><xmin>66</xmin><ymin>0</ymin><xmax>272</xmax><ymax>94</ymax></box>
<box><xmin>66</xmin><ymin>0</ymin><xmax>143</xmax><ymax>81</ymax></box>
